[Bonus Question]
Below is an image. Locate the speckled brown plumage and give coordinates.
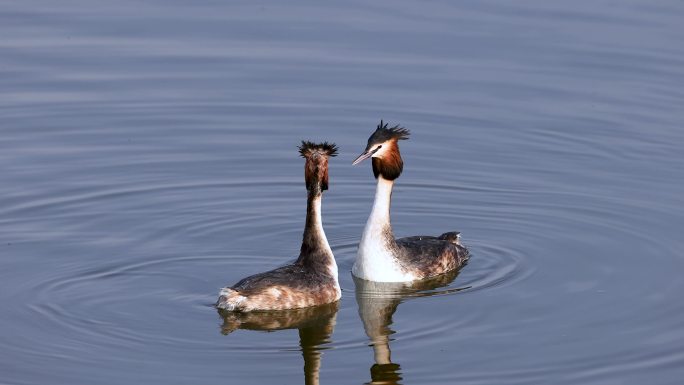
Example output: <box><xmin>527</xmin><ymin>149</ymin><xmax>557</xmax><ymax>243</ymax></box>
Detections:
<box><xmin>394</xmin><ymin>235</ymin><xmax>469</xmax><ymax>279</ymax></box>
<box><xmin>376</xmin><ymin>222</ymin><xmax>469</xmax><ymax>280</ymax></box>
<box><xmin>218</xmin><ymin>263</ymin><xmax>340</xmax><ymax>312</ymax></box>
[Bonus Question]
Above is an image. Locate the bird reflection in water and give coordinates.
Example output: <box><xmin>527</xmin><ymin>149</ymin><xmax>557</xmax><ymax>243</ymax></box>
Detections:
<box><xmin>354</xmin><ymin>270</ymin><xmax>466</xmax><ymax>385</ymax></box>
<box><xmin>218</xmin><ymin>302</ymin><xmax>338</xmax><ymax>385</ymax></box>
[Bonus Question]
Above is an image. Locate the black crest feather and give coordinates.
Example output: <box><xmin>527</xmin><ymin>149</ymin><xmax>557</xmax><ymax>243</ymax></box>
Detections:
<box><xmin>367</xmin><ymin>120</ymin><xmax>410</xmax><ymax>145</ymax></box>
<box><xmin>299</xmin><ymin>141</ymin><xmax>337</xmax><ymax>193</ymax></box>
<box><xmin>298</xmin><ymin>141</ymin><xmax>339</xmax><ymax>158</ymax></box>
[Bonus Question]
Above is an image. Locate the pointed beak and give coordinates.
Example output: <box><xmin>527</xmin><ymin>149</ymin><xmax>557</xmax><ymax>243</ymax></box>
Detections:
<box><xmin>352</xmin><ymin>150</ymin><xmax>373</xmax><ymax>165</ymax></box>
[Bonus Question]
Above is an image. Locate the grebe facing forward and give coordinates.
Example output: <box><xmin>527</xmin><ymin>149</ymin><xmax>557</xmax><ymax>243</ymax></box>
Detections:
<box><xmin>217</xmin><ymin>141</ymin><xmax>341</xmax><ymax>311</ymax></box>
<box><xmin>351</xmin><ymin>121</ymin><xmax>469</xmax><ymax>282</ymax></box>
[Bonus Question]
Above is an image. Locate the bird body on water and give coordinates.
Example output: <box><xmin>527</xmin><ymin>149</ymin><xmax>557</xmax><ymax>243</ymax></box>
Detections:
<box><xmin>352</xmin><ymin>121</ymin><xmax>469</xmax><ymax>282</ymax></box>
<box><xmin>216</xmin><ymin>141</ymin><xmax>340</xmax><ymax>311</ymax></box>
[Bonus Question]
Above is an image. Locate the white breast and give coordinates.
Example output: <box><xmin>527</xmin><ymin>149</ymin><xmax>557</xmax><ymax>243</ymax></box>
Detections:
<box><xmin>353</xmin><ymin>228</ymin><xmax>415</xmax><ymax>282</ymax></box>
<box><xmin>352</xmin><ymin>177</ymin><xmax>416</xmax><ymax>282</ymax></box>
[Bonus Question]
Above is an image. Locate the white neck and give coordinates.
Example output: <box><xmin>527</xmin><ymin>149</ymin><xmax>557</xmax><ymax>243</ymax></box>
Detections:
<box><xmin>368</xmin><ymin>177</ymin><xmax>394</xmax><ymax>228</ymax></box>
<box><xmin>353</xmin><ymin>177</ymin><xmax>415</xmax><ymax>281</ymax></box>
<box><xmin>313</xmin><ymin>196</ymin><xmax>339</xmax><ymax>285</ymax></box>
<box><xmin>299</xmin><ymin>194</ymin><xmax>340</xmax><ymax>295</ymax></box>
<box><xmin>311</xmin><ymin>196</ymin><xmax>335</xmax><ymax>260</ymax></box>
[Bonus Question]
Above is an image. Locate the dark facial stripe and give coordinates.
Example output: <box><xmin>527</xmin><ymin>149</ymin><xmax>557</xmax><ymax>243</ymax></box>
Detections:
<box><xmin>371</xmin><ymin>143</ymin><xmax>403</xmax><ymax>180</ymax></box>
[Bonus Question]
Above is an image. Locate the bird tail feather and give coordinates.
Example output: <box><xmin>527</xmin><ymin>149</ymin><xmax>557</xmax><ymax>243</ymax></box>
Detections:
<box><xmin>216</xmin><ymin>287</ymin><xmax>246</xmax><ymax>311</ymax></box>
<box><xmin>438</xmin><ymin>231</ymin><xmax>461</xmax><ymax>245</ymax></box>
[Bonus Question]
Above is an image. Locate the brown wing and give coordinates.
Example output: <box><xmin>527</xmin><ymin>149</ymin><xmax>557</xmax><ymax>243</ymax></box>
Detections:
<box><xmin>394</xmin><ymin>236</ymin><xmax>469</xmax><ymax>279</ymax></box>
<box><xmin>227</xmin><ymin>263</ymin><xmax>338</xmax><ymax>311</ymax></box>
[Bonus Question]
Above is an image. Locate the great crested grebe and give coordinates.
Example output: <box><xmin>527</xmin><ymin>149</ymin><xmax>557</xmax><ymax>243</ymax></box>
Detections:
<box><xmin>351</xmin><ymin>121</ymin><xmax>469</xmax><ymax>282</ymax></box>
<box><xmin>216</xmin><ymin>141</ymin><xmax>341</xmax><ymax>311</ymax></box>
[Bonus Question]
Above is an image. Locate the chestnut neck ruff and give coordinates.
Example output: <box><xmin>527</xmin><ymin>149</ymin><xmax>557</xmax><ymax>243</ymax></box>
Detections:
<box><xmin>372</xmin><ymin>142</ymin><xmax>403</xmax><ymax>181</ymax></box>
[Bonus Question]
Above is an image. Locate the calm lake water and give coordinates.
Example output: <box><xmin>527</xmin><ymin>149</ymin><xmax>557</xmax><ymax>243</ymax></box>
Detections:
<box><xmin>2</xmin><ymin>1</ymin><xmax>684</xmax><ymax>384</ymax></box>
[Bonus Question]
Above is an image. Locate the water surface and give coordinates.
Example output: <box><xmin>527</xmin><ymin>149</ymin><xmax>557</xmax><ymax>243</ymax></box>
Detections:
<box><xmin>2</xmin><ymin>1</ymin><xmax>684</xmax><ymax>384</ymax></box>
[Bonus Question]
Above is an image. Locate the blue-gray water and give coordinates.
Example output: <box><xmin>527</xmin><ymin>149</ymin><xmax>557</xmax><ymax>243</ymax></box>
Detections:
<box><xmin>2</xmin><ymin>1</ymin><xmax>684</xmax><ymax>384</ymax></box>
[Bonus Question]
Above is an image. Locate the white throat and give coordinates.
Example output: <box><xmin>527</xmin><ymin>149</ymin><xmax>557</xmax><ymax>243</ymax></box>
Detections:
<box><xmin>353</xmin><ymin>177</ymin><xmax>415</xmax><ymax>282</ymax></box>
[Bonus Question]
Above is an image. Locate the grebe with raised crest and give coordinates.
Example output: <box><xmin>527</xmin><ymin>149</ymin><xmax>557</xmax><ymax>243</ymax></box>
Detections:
<box><xmin>216</xmin><ymin>141</ymin><xmax>341</xmax><ymax>311</ymax></box>
<box><xmin>351</xmin><ymin>121</ymin><xmax>469</xmax><ymax>282</ymax></box>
